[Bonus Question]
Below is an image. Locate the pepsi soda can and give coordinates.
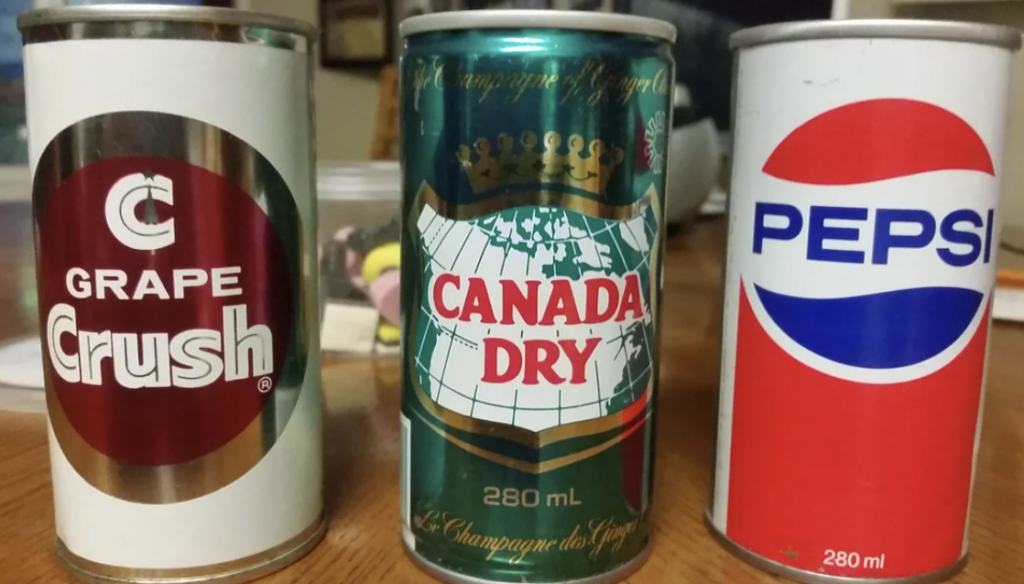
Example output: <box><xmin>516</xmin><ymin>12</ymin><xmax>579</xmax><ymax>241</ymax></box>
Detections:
<box><xmin>20</xmin><ymin>6</ymin><xmax>323</xmax><ymax>583</ymax></box>
<box><xmin>399</xmin><ymin>11</ymin><xmax>674</xmax><ymax>584</ymax></box>
<box><xmin>708</xmin><ymin>20</ymin><xmax>1022</xmax><ymax>584</ymax></box>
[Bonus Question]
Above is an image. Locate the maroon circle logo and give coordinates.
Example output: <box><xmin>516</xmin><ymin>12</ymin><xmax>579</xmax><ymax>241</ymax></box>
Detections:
<box><xmin>38</xmin><ymin>156</ymin><xmax>293</xmax><ymax>466</ymax></box>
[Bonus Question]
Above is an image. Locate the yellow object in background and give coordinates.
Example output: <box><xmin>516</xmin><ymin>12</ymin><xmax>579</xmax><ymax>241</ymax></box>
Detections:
<box><xmin>362</xmin><ymin>241</ymin><xmax>401</xmax><ymax>345</ymax></box>
<box><xmin>362</xmin><ymin>241</ymin><xmax>400</xmax><ymax>284</ymax></box>
<box><xmin>377</xmin><ymin>322</ymin><xmax>400</xmax><ymax>345</ymax></box>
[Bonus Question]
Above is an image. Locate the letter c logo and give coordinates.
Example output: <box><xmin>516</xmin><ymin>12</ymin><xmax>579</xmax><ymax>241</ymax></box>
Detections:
<box><xmin>104</xmin><ymin>172</ymin><xmax>174</xmax><ymax>251</ymax></box>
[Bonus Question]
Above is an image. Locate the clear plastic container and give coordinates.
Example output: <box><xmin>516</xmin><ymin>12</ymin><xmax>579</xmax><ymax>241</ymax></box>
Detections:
<box><xmin>317</xmin><ymin>162</ymin><xmax>401</xmax><ymax>356</ymax></box>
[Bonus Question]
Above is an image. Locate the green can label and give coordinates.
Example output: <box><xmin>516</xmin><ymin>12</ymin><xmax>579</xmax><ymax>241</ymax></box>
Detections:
<box><xmin>402</xmin><ymin>30</ymin><xmax>673</xmax><ymax>582</ymax></box>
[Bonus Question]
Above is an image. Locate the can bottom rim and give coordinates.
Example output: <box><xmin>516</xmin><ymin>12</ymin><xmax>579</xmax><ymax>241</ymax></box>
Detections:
<box><xmin>403</xmin><ymin>529</ymin><xmax>652</xmax><ymax>584</ymax></box>
<box><xmin>703</xmin><ymin>508</ymin><xmax>968</xmax><ymax>584</ymax></box>
<box><xmin>55</xmin><ymin>513</ymin><xmax>326</xmax><ymax>584</ymax></box>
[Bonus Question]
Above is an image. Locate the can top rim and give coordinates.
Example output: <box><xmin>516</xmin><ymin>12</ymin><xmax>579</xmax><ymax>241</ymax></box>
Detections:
<box><xmin>17</xmin><ymin>5</ymin><xmax>317</xmax><ymax>40</ymax></box>
<box><xmin>730</xmin><ymin>19</ymin><xmax>1022</xmax><ymax>51</ymax></box>
<box><xmin>399</xmin><ymin>10</ymin><xmax>676</xmax><ymax>43</ymax></box>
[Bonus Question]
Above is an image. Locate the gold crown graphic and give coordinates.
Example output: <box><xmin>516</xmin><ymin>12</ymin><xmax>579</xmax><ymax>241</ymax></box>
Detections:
<box><xmin>456</xmin><ymin>131</ymin><xmax>624</xmax><ymax>196</ymax></box>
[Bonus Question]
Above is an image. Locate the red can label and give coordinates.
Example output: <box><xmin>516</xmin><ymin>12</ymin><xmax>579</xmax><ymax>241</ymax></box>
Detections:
<box><xmin>717</xmin><ymin>98</ymin><xmax>998</xmax><ymax>578</ymax></box>
<box><xmin>35</xmin><ymin>112</ymin><xmax>306</xmax><ymax>502</ymax></box>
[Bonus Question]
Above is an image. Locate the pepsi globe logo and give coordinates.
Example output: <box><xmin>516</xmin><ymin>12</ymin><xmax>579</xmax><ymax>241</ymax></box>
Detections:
<box><xmin>738</xmin><ymin>99</ymin><xmax>997</xmax><ymax>384</ymax></box>
<box><xmin>37</xmin><ymin>155</ymin><xmax>293</xmax><ymax>467</ymax></box>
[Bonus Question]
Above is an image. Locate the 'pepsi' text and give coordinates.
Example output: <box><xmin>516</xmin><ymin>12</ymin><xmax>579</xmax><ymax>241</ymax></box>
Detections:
<box><xmin>753</xmin><ymin>203</ymin><xmax>995</xmax><ymax>266</ymax></box>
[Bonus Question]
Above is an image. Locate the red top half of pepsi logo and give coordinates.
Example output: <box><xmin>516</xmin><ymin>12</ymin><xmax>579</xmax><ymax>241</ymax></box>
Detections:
<box><xmin>762</xmin><ymin>98</ymin><xmax>994</xmax><ymax>185</ymax></box>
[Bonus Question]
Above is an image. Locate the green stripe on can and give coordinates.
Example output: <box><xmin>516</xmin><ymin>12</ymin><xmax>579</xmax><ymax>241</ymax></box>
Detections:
<box><xmin>400</xmin><ymin>15</ymin><xmax>674</xmax><ymax>583</ymax></box>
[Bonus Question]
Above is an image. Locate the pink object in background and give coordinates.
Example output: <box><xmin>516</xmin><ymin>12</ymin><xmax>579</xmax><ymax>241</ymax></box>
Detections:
<box><xmin>368</xmin><ymin>270</ymin><xmax>400</xmax><ymax>326</ymax></box>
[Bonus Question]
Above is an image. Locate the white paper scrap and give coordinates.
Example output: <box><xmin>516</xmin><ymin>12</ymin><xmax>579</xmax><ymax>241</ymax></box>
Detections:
<box><xmin>994</xmin><ymin>287</ymin><xmax>1024</xmax><ymax>324</ymax></box>
<box><xmin>321</xmin><ymin>302</ymin><xmax>381</xmax><ymax>355</ymax></box>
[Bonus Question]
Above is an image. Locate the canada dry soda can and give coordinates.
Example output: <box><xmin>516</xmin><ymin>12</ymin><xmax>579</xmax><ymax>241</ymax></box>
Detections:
<box><xmin>710</xmin><ymin>20</ymin><xmax>1021</xmax><ymax>584</ymax></box>
<box><xmin>20</xmin><ymin>6</ymin><xmax>324</xmax><ymax>583</ymax></box>
<box><xmin>398</xmin><ymin>10</ymin><xmax>675</xmax><ymax>584</ymax></box>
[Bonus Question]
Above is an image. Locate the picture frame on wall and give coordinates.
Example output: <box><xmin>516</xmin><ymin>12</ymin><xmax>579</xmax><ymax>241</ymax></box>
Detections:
<box><xmin>321</xmin><ymin>0</ymin><xmax>391</xmax><ymax>68</ymax></box>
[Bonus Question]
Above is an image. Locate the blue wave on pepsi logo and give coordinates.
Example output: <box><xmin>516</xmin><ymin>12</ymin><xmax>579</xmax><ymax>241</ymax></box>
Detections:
<box><xmin>753</xmin><ymin>285</ymin><xmax>983</xmax><ymax>369</ymax></box>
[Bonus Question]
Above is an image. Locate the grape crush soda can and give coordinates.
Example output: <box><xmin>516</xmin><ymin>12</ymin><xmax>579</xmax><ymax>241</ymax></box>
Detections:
<box><xmin>20</xmin><ymin>6</ymin><xmax>323</xmax><ymax>583</ymax></box>
<box><xmin>399</xmin><ymin>11</ymin><xmax>675</xmax><ymax>584</ymax></box>
<box><xmin>710</xmin><ymin>20</ymin><xmax>1021</xmax><ymax>584</ymax></box>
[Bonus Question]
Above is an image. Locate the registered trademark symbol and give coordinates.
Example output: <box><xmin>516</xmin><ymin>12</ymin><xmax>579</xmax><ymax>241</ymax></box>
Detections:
<box><xmin>257</xmin><ymin>377</ymin><xmax>273</xmax><ymax>393</ymax></box>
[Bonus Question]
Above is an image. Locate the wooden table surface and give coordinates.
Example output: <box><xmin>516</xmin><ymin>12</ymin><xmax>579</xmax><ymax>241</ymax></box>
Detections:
<box><xmin>2</xmin><ymin>202</ymin><xmax>1024</xmax><ymax>584</ymax></box>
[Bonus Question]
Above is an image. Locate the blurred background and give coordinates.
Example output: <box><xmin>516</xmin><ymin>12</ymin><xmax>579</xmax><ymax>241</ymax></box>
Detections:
<box><xmin>2</xmin><ymin>0</ymin><xmax>1024</xmax><ymax>401</ymax></box>
<box><xmin>3</xmin><ymin>0</ymin><xmax>1023</xmax><ymax>228</ymax></box>
<box><xmin>240</xmin><ymin>0</ymin><xmax>1024</xmax><ymax>243</ymax></box>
